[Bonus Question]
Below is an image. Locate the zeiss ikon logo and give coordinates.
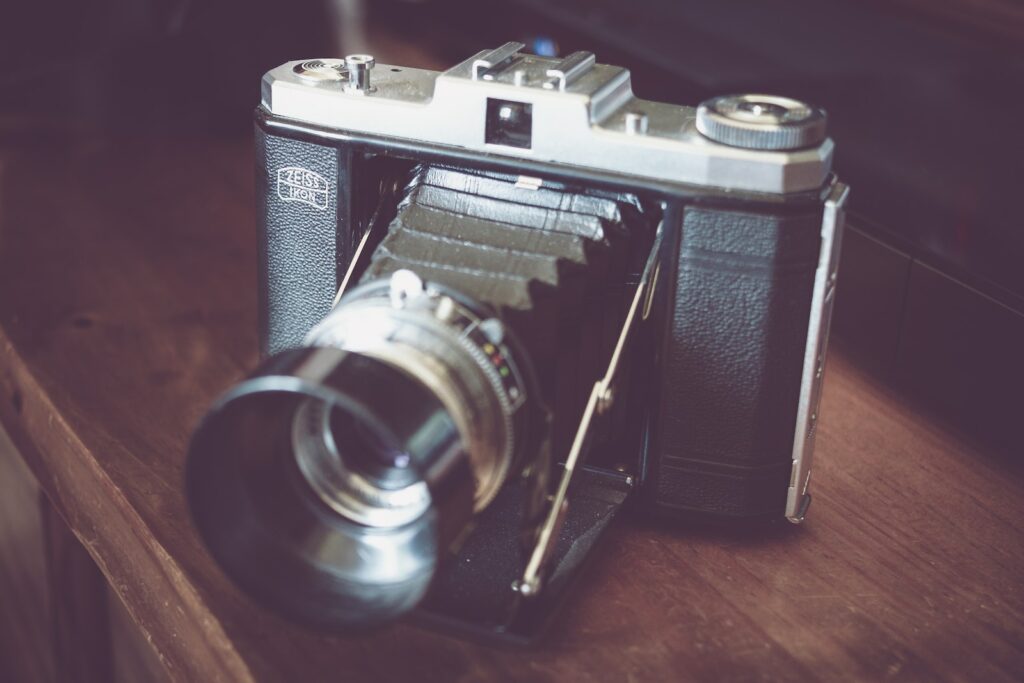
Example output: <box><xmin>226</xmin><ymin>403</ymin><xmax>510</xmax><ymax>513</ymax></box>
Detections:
<box><xmin>277</xmin><ymin>167</ymin><xmax>329</xmax><ymax>210</ymax></box>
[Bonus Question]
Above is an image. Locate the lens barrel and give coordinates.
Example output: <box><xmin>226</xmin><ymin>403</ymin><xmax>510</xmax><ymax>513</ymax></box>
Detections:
<box><xmin>186</xmin><ymin>272</ymin><xmax>528</xmax><ymax>627</ymax></box>
<box><xmin>186</xmin><ymin>347</ymin><xmax>476</xmax><ymax>628</ymax></box>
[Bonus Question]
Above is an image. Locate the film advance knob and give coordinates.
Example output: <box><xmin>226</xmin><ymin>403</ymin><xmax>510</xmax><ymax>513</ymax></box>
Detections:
<box><xmin>695</xmin><ymin>94</ymin><xmax>826</xmax><ymax>150</ymax></box>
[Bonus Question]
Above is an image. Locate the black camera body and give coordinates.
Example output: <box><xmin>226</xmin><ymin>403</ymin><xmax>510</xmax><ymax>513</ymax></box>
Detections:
<box><xmin>187</xmin><ymin>44</ymin><xmax>847</xmax><ymax>641</ymax></box>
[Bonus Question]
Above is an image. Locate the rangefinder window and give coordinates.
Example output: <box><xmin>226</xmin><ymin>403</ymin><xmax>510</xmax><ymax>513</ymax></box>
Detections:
<box><xmin>485</xmin><ymin>98</ymin><xmax>533</xmax><ymax>149</ymax></box>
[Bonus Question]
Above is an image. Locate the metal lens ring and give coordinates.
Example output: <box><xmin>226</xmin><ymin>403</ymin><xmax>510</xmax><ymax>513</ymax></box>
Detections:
<box><xmin>305</xmin><ymin>273</ymin><xmax>529</xmax><ymax>514</ymax></box>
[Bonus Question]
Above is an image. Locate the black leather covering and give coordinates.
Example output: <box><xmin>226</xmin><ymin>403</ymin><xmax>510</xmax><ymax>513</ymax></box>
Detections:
<box><xmin>256</xmin><ymin>126</ymin><xmax>346</xmax><ymax>354</ymax></box>
<box><xmin>417</xmin><ymin>466</ymin><xmax>632</xmax><ymax>642</ymax></box>
<box><xmin>646</xmin><ymin>203</ymin><xmax>823</xmax><ymax>520</ymax></box>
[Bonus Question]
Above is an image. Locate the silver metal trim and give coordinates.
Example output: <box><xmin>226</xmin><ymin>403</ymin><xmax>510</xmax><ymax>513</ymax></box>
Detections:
<box><xmin>785</xmin><ymin>182</ymin><xmax>849</xmax><ymax>523</ymax></box>
<box><xmin>543</xmin><ymin>51</ymin><xmax>596</xmax><ymax>91</ymax></box>
<box><xmin>261</xmin><ymin>46</ymin><xmax>833</xmax><ymax>194</ymax></box>
<box><xmin>333</xmin><ymin>225</ymin><xmax>374</xmax><ymax>307</ymax></box>
<box><xmin>343</xmin><ymin>54</ymin><xmax>376</xmax><ymax>94</ymax></box>
<box><xmin>308</xmin><ymin>277</ymin><xmax>526</xmax><ymax>514</ymax></box>
<box><xmin>472</xmin><ymin>42</ymin><xmax>526</xmax><ymax>81</ymax></box>
<box><xmin>624</xmin><ymin>111</ymin><xmax>650</xmax><ymax>135</ymax></box>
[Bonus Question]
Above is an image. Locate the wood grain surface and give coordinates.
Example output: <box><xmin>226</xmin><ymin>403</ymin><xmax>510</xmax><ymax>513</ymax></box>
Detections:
<box><xmin>40</xmin><ymin>491</ymin><xmax>114</xmax><ymax>683</ymax></box>
<box><xmin>0</xmin><ymin>127</ymin><xmax>1022</xmax><ymax>682</ymax></box>
<box><xmin>0</xmin><ymin>427</ymin><xmax>53</xmax><ymax>683</ymax></box>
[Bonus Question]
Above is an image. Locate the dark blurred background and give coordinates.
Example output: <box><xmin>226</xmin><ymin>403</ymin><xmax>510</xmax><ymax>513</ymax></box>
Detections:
<box><xmin>2</xmin><ymin>0</ymin><xmax>1022</xmax><ymax>447</ymax></box>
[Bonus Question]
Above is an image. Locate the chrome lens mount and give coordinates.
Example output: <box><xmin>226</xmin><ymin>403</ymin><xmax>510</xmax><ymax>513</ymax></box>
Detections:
<box><xmin>305</xmin><ymin>269</ymin><xmax>529</xmax><ymax>516</ymax></box>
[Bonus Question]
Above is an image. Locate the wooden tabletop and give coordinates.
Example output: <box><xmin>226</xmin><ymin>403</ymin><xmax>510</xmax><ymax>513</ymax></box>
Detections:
<box><xmin>1</xmin><ymin>126</ymin><xmax>1022</xmax><ymax>683</ymax></box>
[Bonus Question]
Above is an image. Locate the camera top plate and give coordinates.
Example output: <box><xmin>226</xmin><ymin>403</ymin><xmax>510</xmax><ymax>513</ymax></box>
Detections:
<box><xmin>261</xmin><ymin>44</ymin><xmax>833</xmax><ymax>195</ymax></box>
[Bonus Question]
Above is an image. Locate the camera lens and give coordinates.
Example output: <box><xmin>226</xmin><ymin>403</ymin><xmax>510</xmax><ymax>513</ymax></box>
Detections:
<box><xmin>185</xmin><ymin>280</ymin><xmax>524</xmax><ymax>628</ymax></box>
<box><xmin>185</xmin><ymin>347</ymin><xmax>482</xmax><ymax>627</ymax></box>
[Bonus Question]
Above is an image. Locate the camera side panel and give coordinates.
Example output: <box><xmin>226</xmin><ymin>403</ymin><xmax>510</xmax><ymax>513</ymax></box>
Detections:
<box><xmin>256</xmin><ymin>124</ymin><xmax>352</xmax><ymax>355</ymax></box>
<box><xmin>646</xmin><ymin>202</ymin><xmax>824</xmax><ymax>521</ymax></box>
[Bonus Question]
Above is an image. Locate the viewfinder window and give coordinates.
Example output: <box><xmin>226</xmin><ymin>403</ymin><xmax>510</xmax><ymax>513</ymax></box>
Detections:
<box><xmin>485</xmin><ymin>98</ymin><xmax>533</xmax><ymax>149</ymax></box>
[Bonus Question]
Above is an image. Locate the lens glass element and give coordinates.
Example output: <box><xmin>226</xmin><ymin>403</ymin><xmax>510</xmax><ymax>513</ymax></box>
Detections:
<box><xmin>292</xmin><ymin>398</ymin><xmax>432</xmax><ymax>527</ymax></box>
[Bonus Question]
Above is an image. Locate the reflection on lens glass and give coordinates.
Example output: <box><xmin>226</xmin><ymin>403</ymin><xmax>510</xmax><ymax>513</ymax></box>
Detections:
<box><xmin>327</xmin><ymin>407</ymin><xmax>417</xmax><ymax>490</ymax></box>
<box><xmin>292</xmin><ymin>398</ymin><xmax>431</xmax><ymax>528</ymax></box>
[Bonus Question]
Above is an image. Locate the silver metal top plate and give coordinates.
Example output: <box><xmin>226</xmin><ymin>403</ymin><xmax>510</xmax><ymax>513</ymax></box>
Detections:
<box><xmin>261</xmin><ymin>48</ymin><xmax>833</xmax><ymax>195</ymax></box>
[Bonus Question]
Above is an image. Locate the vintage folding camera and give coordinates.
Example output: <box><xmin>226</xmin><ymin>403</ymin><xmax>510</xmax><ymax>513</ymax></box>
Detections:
<box><xmin>185</xmin><ymin>43</ymin><xmax>848</xmax><ymax>642</ymax></box>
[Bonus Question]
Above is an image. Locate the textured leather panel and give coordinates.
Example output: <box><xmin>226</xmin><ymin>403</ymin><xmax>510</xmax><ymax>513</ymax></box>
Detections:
<box><xmin>649</xmin><ymin>204</ymin><xmax>823</xmax><ymax>519</ymax></box>
<box><xmin>256</xmin><ymin>127</ymin><xmax>341</xmax><ymax>354</ymax></box>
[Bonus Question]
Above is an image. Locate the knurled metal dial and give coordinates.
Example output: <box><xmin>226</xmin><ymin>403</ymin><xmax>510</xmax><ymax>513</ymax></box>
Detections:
<box><xmin>696</xmin><ymin>94</ymin><xmax>827</xmax><ymax>151</ymax></box>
